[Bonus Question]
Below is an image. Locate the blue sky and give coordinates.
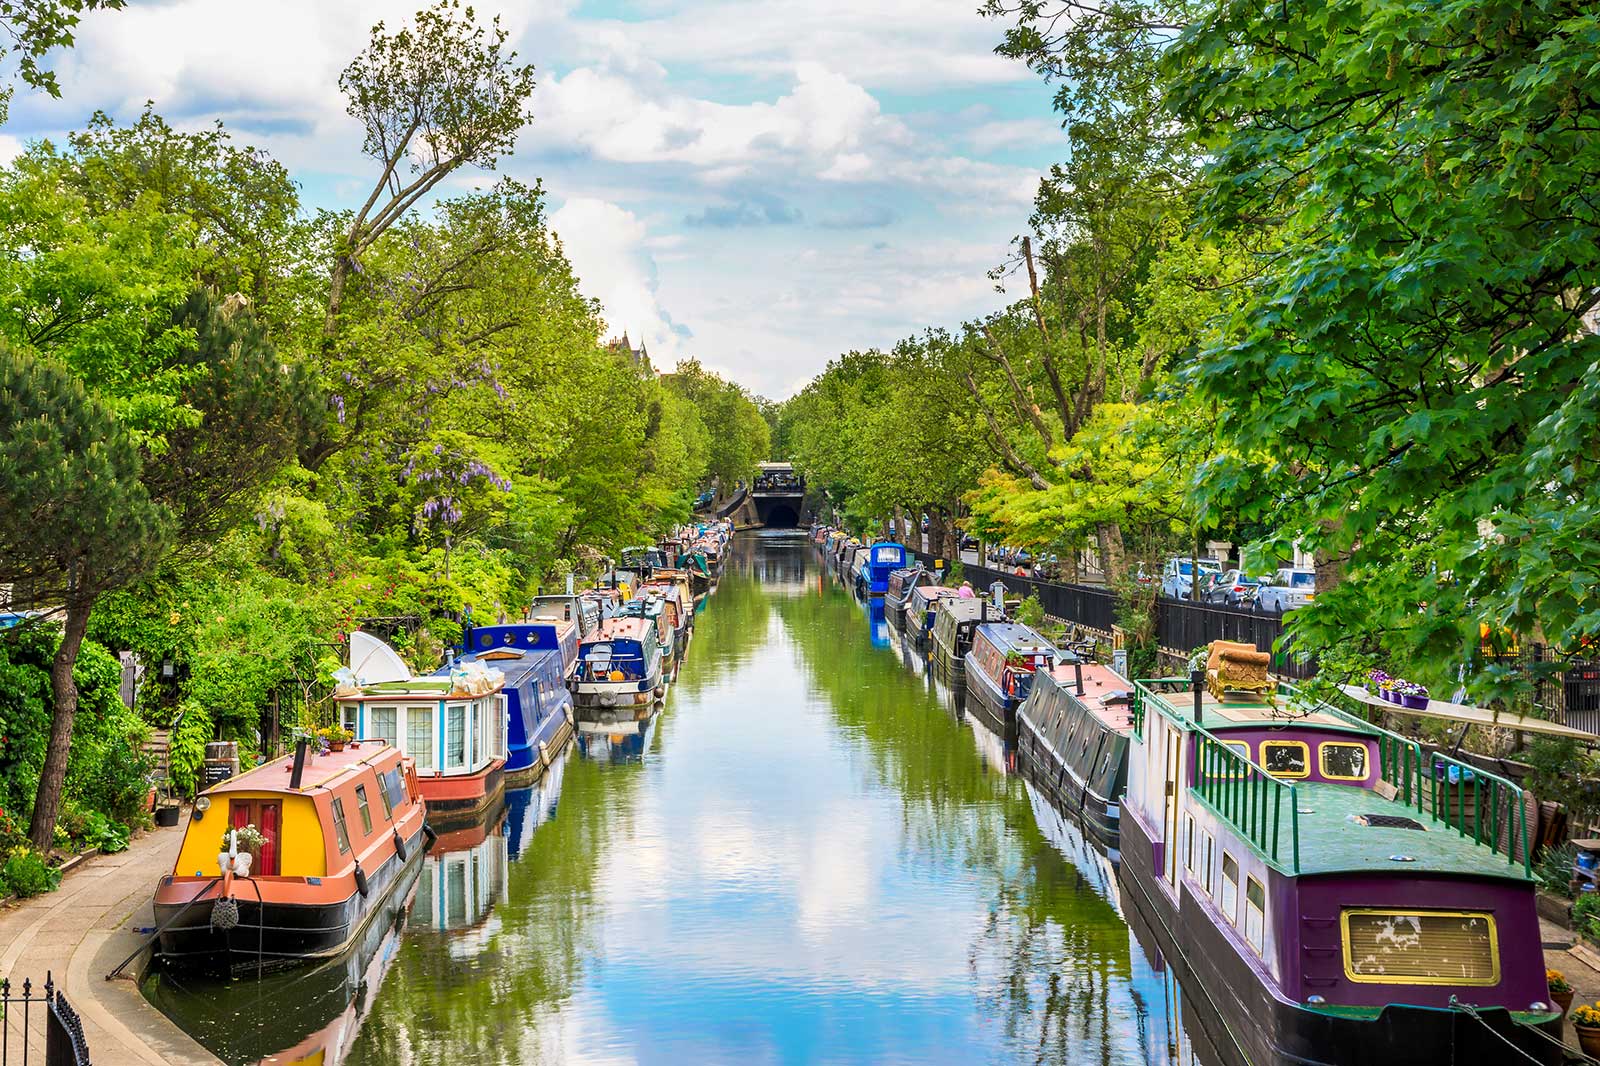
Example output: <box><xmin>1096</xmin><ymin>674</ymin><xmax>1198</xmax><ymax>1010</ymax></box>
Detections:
<box><xmin>3</xmin><ymin>0</ymin><xmax>1065</xmax><ymax>398</ymax></box>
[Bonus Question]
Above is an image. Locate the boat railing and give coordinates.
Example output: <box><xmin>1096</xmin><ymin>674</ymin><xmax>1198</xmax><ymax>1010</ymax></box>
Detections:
<box><xmin>1192</xmin><ymin>727</ymin><xmax>1301</xmax><ymax>873</ymax></box>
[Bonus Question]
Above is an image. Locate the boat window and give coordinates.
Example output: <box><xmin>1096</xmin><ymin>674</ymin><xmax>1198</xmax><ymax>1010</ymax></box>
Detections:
<box><xmin>447</xmin><ymin>704</ymin><xmax>468</xmax><ymax>768</ymax></box>
<box><xmin>342</xmin><ymin>704</ymin><xmax>358</xmax><ymax>734</ymax></box>
<box><xmin>1220</xmin><ymin>853</ymin><xmax>1239</xmax><ymax>924</ymax></box>
<box><xmin>408</xmin><ymin>708</ymin><xmax>435</xmax><ymax>770</ymax></box>
<box><xmin>1260</xmin><ymin>740</ymin><xmax>1310</xmax><ymax>779</ymax></box>
<box><xmin>355</xmin><ymin>784</ymin><xmax>373</xmax><ymax>834</ymax></box>
<box><xmin>376</xmin><ymin>771</ymin><xmax>394</xmax><ymax>819</ymax></box>
<box><xmin>1183</xmin><ymin>815</ymin><xmax>1196</xmax><ymax>873</ymax></box>
<box><xmin>1341</xmin><ymin>910</ymin><xmax>1498</xmax><ymax>985</ymax></box>
<box><xmin>1202</xmin><ymin>831</ymin><xmax>1215</xmax><ymax>894</ymax></box>
<box><xmin>1320</xmin><ymin>741</ymin><xmax>1369</xmax><ymax>781</ymax></box>
<box><xmin>1245</xmin><ymin>877</ymin><xmax>1266</xmax><ymax>953</ymax></box>
<box><xmin>331</xmin><ymin>798</ymin><xmax>352</xmax><ymax>854</ymax></box>
<box><xmin>371</xmin><ymin>707</ymin><xmax>397</xmax><ymax>746</ymax></box>
<box><xmin>384</xmin><ymin>767</ymin><xmax>408</xmax><ymax>811</ymax></box>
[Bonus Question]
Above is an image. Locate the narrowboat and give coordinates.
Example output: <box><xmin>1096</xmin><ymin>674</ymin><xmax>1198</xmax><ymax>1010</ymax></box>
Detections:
<box><xmin>529</xmin><ymin>593</ymin><xmax>600</xmax><ymax>639</ymax></box>
<box><xmin>1120</xmin><ymin>676</ymin><xmax>1560</xmax><ymax>1065</ymax></box>
<box><xmin>903</xmin><ymin>584</ymin><xmax>957</xmax><ymax>649</ymax></box>
<box><xmin>639</xmin><ymin>578</ymin><xmax>693</xmax><ymax>657</ymax></box>
<box><xmin>852</xmin><ymin>541</ymin><xmax>908</xmax><ymax>597</ymax></box>
<box><xmin>930</xmin><ymin>596</ymin><xmax>998</xmax><ymax>676</ymax></box>
<box><xmin>153</xmin><ymin>739</ymin><xmax>427</xmax><ymax>971</ymax></box>
<box><xmin>884</xmin><ymin>566</ymin><xmax>938</xmax><ymax>627</ymax></box>
<box><xmin>962</xmin><ymin>622</ymin><xmax>1057</xmax><ymax>749</ymax></box>
<box><xmin>450</xmin><ymin>624</ymin><xmax>575</xmax><ymax>787</ymax></box>
<box><xmin>1016</xmin><ymin>660</ymin><xmax>1134</xmax><ymax>851</ymax></box>
<box><xmin>645</xmin><ymin>570</ymin><xmax>697</xmax><ymax>627</ymax></box>
<box><xmin>336</xmin><ymin>633</ymin><xmax>508</xmax><ymax>824</ymax></box>
<box><xmin>618</xmin><ymin>593</ymin><xmax>678</xmax><ymax>674</ymax></box>
<box><xmin>571</xmin><ymin>615</ymin><xmax>666</xmax><ymax>712</ymax></box>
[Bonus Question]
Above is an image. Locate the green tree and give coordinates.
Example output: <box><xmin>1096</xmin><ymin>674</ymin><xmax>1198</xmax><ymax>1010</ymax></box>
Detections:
<box><xmin>0</xmin><ymin>346</ymin><xmax>172</xmax><ymax>849</ymax></box>
<box><xmin>0</xmin><ymin>1</ymin><xmax>123</xmax><ymax>117</ymax></box>
<box><xmin>1169</xmin><ymin>0</ymin><xmax>1600</xmax><ymax>689</ymax></box>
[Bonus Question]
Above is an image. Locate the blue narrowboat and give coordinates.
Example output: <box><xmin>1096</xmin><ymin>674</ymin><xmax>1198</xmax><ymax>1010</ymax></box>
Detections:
<box><xmin>447</xmin><ymin>625</ymin><xmax>576</xmax><ymax>786</ymax></box>
<box><xmin>571</xmin><ymin>616</ymin><xmax>666</xmax><ymax>712</ymax></box>
<box><xmin>963</xmin><ymin>622</ymin><xmax>1058</xmax><ymax>749</ymax></box>
<box><xmin>854</xmin><ymin>541</ymin><xmax>909</xmax><ymax>597</ymax></box>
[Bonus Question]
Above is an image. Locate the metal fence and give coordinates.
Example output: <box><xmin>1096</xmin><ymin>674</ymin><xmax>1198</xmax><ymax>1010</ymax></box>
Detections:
<box><xmin>1</xmin><ymin>972</ymin><xmax>91</xmax><ymax>1065</ymax></box>
<box><xmin>1155</xmin><ymin>597</ymin><xmax>1315</xmax><ymax>679</ymax></box>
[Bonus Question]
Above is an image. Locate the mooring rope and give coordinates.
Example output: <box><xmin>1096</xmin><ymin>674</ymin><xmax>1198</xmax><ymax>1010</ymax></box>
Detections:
<box><xmin>1449</xmin><ymin>998</ymin><xmax>1588</xmax><ymax>1065</ymax></box>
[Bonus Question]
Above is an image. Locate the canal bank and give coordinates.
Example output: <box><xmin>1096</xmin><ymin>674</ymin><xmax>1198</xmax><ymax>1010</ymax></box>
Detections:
<box><xmin>0</xmin><ymin>818</ymin><xmax>223</xmax><ymax>1065</ymax></box>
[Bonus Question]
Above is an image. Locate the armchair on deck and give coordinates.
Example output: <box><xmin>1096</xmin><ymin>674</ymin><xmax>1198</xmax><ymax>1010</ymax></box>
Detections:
<box><xmin>1206</xmin><ymin>639</ymin><xmax>1274</xmax><ymax>703</ymax></box>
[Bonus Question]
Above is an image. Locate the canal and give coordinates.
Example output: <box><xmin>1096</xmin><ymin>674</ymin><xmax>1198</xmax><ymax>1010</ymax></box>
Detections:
<box><xmin>145</xmin><ymin>532</ymin><xmax>1204</xmax><ymax>1065</ymax></box>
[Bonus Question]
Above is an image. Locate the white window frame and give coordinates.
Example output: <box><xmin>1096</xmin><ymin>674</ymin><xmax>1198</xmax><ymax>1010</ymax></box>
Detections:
<box><xmin>446</xmin><ymin>703</ymin><xmax>468</xmax><ymax>769</ymax></box>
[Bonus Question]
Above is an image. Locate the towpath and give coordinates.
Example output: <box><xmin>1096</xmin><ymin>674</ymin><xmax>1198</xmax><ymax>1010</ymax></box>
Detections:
<box><xmin>0</xmin><ymin>817</ymin><xmax>223</xmax><ymax>1065</ymax></box>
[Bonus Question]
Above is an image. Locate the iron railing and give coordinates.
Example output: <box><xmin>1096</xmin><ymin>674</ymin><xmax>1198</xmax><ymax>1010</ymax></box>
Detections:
<box><xmin>1</xmin><ymin>972</ymin><xmax>91</xmax><ymax>1066</ymax></box>
<box><xmin>1194</xmin><ymin>729</ymin><xmax>1301</xmax><ymax>872</ymax></box>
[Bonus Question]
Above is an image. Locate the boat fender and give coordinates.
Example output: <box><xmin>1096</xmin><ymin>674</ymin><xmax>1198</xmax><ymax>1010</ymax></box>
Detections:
<box><xmin>210</xmin><ymin>895</ymin><xmax>240</xmax><ymax>930</ymax></box>
<box><xmin>422</xmin><ymin>822</ymin><xmax>439</xmax><ymax>850</ymax></box>
<box><xmin>354</xmin><ymin>862</ymin><xmax>371</xmax><ymax>898</ymax></box>
<box><xmin>393</xmin><ymin>829</ymin><xmax>408</xmax><ymax>862</ymax></box>
<box><xmin>1005</xmin><ymin>672</ymin><xmax>1017</xmax><ymax>698</ymax></box>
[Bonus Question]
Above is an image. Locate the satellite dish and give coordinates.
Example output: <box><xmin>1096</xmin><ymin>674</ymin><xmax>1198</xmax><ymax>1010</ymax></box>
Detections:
<box><xmin>350</xmin><ymin>631</ymin><xmax>411</xmax><ymax>685</ymax></box>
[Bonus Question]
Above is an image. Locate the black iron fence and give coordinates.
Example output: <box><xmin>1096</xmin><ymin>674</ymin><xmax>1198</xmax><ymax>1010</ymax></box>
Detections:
<box><xmin>1</xmin><ymin>972</ymin><xmax>91</xmax><ymax>1065</ymax></box>
<box><xmin>1155</xmin><ymin>597</ymin><xmax>1314</xmax><ymax>680</ymax></box>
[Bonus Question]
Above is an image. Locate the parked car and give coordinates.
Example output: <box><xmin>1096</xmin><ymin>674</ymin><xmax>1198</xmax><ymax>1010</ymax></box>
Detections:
<box><xmin>1256</xmin><ymin>567</ymin><xmax>1317</xmax><ymax>613</ymax></box>
<box><xmin>959</xmin><ymin>532</ymin><xmax>978</xmax><ymax>551</ymax></box>
<box><xmin>1160</xmin><ymin>557</ymin><xmax>1223</xmax><ymax>601</ymax></box>
<box><xmin>1205</xmin><ymin>569</ymin><xmax>1260</xmax><ymax>608</ymax></box>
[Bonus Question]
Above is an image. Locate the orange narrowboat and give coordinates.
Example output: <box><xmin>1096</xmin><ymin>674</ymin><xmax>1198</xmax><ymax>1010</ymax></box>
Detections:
<box><xmin>153</xmin><ymin>739</ymin><xmax>428</xmax><ymax>971</ymax></box>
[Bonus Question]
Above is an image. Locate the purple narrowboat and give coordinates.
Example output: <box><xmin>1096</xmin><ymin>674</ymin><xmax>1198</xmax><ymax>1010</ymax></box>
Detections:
<box><xmin>1119</xmin><ymin>676</ymin><xmax>1560</xmax><ymax>1065</ymax></box>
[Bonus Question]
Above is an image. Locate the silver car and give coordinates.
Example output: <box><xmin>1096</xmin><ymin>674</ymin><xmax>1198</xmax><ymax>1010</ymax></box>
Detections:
<box><xmin>1256</xmin><ymin>568</ymin><xmax>1317</xmax><ymax>613</ymax></box>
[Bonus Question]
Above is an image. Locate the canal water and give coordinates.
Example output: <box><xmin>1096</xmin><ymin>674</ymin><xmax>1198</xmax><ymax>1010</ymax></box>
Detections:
<box><xmin>145</xmin><ymin>532</ymin><xmax>1205</xmax><ymax>1065</ymax></box>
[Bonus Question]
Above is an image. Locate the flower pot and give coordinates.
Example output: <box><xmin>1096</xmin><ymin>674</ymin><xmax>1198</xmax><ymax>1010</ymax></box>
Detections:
<box><xmin>1553</xmin><ymin>988</ymin><xmax>1574</xmax><ymax>1015</ymax></box>
<box><xmin>154</xmin><ymin>805</ymin><xmax>181</xmax><ymax>827</ymax></box>
<box><xmin>1378</xmin><ymin>687</ymin><xmax>1395</xmax><ymax>703</ymax></box>
<box><xmin>1400</xmin><ymin>693</ymin><xmax>1430</xmax><ymax>710</ymax></box>
<box><xmin>329</xmin><ymin>741</ymin><xmax>346</xmax><ymax>752</ymax></box>
<box><xmin>1577</xmin><ymin>1024</ymin><xmax>1600</xmax><ymax>1057</ymax></box>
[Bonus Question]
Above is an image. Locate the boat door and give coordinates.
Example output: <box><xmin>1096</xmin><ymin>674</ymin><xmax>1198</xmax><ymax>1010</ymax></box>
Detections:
<box><xmin>230</xmin><ymin>798</ymin><xmax>282</xmax><ymax>875</ymax></box>
<box><xmin>1162</xmin><ymin>722</ymin><xmax>1183</xmax><ymax>887</ymax></box>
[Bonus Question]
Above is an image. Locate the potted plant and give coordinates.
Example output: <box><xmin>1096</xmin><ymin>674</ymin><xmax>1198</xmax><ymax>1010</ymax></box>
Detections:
<box><xmin>218</xmin><ymin>823</ymin><xmax>268</xmax><ymax>876</ymax></box>
<box><xmin>1549</xmin><ymin>969</ymin><xmax>1574</xmax><ymax>1016</ymax></box>
<box><xmin>1367</xmin><ymin>669</ymin><xmax>1393</xmax><ymax>702</ymax></box>
<box><xmin>1392</xmin><ymin>678</ymin><xmax>1430</xmax><ymax>710</ymax></box>
<box><xmin>1572</xmin><ymin>1001</ymin><xmax>1600</xmax><ymax>1056</ymax></box>
<box><xmin>318</xmin><ymin>725</ymin><xmax>354</xmax><ymax>752</ymax></box>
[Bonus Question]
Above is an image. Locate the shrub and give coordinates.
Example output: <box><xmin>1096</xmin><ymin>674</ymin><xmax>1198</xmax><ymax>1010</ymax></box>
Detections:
<box><xmin>1014</xmin><ymin>592</ymin><xmax>1045</xmax><ymax>629</ymax></box>
<box><xmin>1536</xmin><ymin>842</ymin><xmax>1577</xmax><ymax>899</ymax></box>
<box><xmin>1</xmin><ymin>849</ymin><xmax>61</xmax><ymax>898</ymax></box>
<box><xmin>1573</xmin><ymin>891</ymin><xmax>1600</xmax><ymax>940</ymax></box>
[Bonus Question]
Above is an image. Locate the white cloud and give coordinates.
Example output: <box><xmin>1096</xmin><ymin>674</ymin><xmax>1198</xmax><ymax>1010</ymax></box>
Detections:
<box><xmin>550</xmin><ymin>197</ymin><xmax>687</xmax><ymax>364</ymax></box>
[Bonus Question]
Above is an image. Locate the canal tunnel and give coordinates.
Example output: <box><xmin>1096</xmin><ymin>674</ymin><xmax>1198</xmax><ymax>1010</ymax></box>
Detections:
<box><xmin>755</xmin><ymin>499</ymin><xmax>801</xmax><ymax>528</ymax></box>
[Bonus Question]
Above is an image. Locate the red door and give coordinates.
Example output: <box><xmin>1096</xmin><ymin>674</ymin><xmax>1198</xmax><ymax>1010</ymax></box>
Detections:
<box><xmin>228</xmin><ymin>799</ymin><xmax>283</xmax><ymax>875</ymax></box>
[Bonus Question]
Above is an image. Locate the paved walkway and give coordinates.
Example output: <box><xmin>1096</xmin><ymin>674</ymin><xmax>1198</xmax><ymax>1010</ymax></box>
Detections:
<box><xmin>1545</xmin><ymin>914</ymin><xmax>1600</xmax><ymax>1058</ymax></box>
<box><xmin>0</xmin><ymin>819</ymin><xmax>223</xmax><ymax>1065</ymax></box>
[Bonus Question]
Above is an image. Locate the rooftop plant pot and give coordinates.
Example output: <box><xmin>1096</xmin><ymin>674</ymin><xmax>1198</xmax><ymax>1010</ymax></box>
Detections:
<box><xmin>1400</xmin><ymin>693</ymin><xmax>1430</xmax><ymax>710</ymax></box>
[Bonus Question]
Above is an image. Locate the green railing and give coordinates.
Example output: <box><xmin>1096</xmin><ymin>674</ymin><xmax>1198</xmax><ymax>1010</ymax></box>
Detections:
<box><xmin>1137</xmin><ymin>678</ymin><xmax>1531</xmax><ymax>876</ymax></box>
<box><xmin>1192</xmin><ymin>729</ymin><xmax>1301</xmax><ymax>873</ymax></box>
<box><xmin>1426</xmin><ymin>753</ymin><xmax>1530</xmax><ymax>873</ymax></box>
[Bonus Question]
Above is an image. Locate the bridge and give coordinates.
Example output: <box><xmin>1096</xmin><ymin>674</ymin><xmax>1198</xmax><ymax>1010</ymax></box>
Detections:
<box><xmin>750</xmin><ymin>462</ymin><xmax>806</xmax><ymax>528</ymax></box>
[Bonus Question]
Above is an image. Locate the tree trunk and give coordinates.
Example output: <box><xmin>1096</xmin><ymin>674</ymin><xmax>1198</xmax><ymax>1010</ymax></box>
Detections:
<box><xmin>1191</xmin><ymin>541</ymin><xmax>1203</xmax><ymax>603</ymax></box>
<box><xmin>30</xmin><ymin>597</ymin><xmax>92</xmax><ymax>852</ymax></box>
<box><xmin>1312</xmin><ymin>519</ymin><xmax>1347</xmax><ymax>597</ymax></box>
<box><xmin>322</xmin><ymin>253</ymin><xmax>351</xmax><ymax>346</ymax></box>
<box><xmin>1096</xmin><ymin>522</ymin><xmax>1126</xmax><ymax>583</ymax></box>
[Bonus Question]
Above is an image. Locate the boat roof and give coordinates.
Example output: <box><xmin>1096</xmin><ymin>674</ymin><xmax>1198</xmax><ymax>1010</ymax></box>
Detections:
<box><xmin>590</xmin><ymin>616</ymin><xmax>652</xmax><ymax>642</ymax></box>
<box><xmin>910</xmin><ymin>585</ymin><xmax>957</xmax><ymax>604</ymax></box>
<box><xmin>1286</xmin><ymin>780</ymin><xmax>1530</xmax><ymax>880</ymax></box>
<box><xmin>449</xmin><ymin>646</ymin><xmax>564</xmax><ymax>684</ymax></box>
<box><xmin>935</xmin><ymin>597</ymin><xmax>993</xmax><ymax>622</ymax></box>
<box><xmin>1032</xmin><ymin>663</ymin><xmax>1136</xmax><ymax>733</ymax></box>
<box><xmin>974</xmin><ymin>622</ymin><xmax>1055</xmax><ymax>655</ymax></box>
<box><xmin>202</xmin><ymin>741</ymin><xmax>401</xmax><ymax>797</ymax></box>
<box><xmin>1147</xmin><ymin>686</ymin><xmax>1368</xmax><ymax>735</ymax></box>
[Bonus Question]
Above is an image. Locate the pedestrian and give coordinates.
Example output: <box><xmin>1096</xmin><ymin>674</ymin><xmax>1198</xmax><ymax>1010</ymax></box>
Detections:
<box><xmin>958</xmin><ymin>580</ymin><xmax>976</xmax><ymax>599</ymax></box>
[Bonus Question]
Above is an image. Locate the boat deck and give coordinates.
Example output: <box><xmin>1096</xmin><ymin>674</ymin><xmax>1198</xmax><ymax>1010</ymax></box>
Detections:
<box><xmin>1282</xmin><ymin>779</ymin><xmax>1530</xmax><ymax>880</ymax></box>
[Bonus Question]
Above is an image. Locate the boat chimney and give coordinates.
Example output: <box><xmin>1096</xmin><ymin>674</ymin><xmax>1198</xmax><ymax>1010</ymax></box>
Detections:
<box><xmin>1190</xmin><ymin>668</ymin><xmax>1205</xmax><ymax>725</ymax></box>
<box><xmin>566</xmin><ymin>572</ymin><xmax>575</xmax><ymax>595</ymax></box>
<box><xmin>289</xmin><ymin>737</ymin><xmax>310</xmax><ymax>789</ymax></box>
<box><xmin>1075</xmin><ymin>659</ymin><xmax>1085</xmax><ymax>696</ymax></box>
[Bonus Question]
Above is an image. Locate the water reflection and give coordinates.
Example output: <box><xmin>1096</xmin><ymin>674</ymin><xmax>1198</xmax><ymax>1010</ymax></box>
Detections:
<box><xmin>150</xmin><ymin>534</ymin><xmax>1208</xmax><ymax>1065</ymax></box>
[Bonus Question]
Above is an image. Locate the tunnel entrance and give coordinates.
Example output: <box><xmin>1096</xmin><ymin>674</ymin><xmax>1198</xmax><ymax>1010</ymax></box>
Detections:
<box><xmin>760</xmin><ymin>503</ymin><xmax>800</xmax><ymax>529</ymax></box>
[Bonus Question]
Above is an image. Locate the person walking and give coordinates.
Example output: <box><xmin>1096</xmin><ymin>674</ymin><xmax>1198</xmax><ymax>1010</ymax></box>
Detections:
<box><xmin>958</xmin><ymin>581</ymin><xmax>976</xmax><ymax>599</ymax></box>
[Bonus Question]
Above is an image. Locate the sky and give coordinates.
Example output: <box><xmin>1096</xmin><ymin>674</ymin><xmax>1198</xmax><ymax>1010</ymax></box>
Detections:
<box><xmin>2</xmin><ymin>0</ymin><xmax>1065</xmax><ymax>398</ymax></box>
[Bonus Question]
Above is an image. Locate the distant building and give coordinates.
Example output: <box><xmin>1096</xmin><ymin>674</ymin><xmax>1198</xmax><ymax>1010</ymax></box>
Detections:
<box><xmin>606</xmin><ymin>332</ymin><xmax>652</xmax><ymax>374</ymax></box>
